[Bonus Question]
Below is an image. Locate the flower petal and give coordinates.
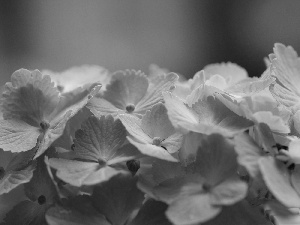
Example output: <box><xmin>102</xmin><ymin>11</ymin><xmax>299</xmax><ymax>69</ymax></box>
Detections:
<box><xmin>141</xmin><ymin>103</ymin><xmax>176</xmax><ymax>139</ymax></box>
<box><xmin>259</xmin><ymin>156</ymin><xmax>300</xmax><ymax>208</ymax></box>
<box><xmin>166</xmin><ymin>194</ymin><xmax>221</xmax><ymax>225</ymax></box>
<box><xmin>2</xmin><ymin>69</ymin><xmax>59</xmax><ymax>126</ymax></box>
<box><xmin>162</xmin><ymin>133</ymin><xmax>183</xmax><ymax>154</ymax></box>
<box><xmin>271</xmin><ymin>43</ymin><xmax>300</xmax><ymax>97</ymax></box>
<box><xmin>74</xmin><ymin>115</ymin><xmax>127</xmax><ymax>162</ymax></box>
<box><xmin>0</xmin><ymin>119</ymin><xmax>40</xmax><ymax>153</ymax></box>
<box><xmin>118</xmin><ymin>114</ymin><xmax>152</xmax><ymax>143</ymax></box>
<box><xmin>135</xmin><ymin>73</ymin><xmax>178</xmax><ymax>113</ymax></box>
<box><xmin>127</xmin><ymin>136</ymin><xmax>178</xmax><ymax>162</ymax></box>
<box><xmin>92</xmin><ymin>174</ymin><xmax>144</xmax><ymax>225</ymax></box>
<box><xmin>210</xmin><ymin>176</ymin><xmax>247</xmax><ymax>206</ymax></box>
<box><xmin>103</xmin><ymin>70</ymin><xmax>149</xmax><ymax>109</ymax></box>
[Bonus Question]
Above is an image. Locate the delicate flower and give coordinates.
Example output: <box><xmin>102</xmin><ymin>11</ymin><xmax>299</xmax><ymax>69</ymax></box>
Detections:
<box><xmin>119</xmin><ymin>103</ymin><xmax>182</xmax><ymax>162</ymax></box>
<box><xmin>87</xmin><ymin>70</ymin><xmax>178</xmax><ymax>118</ymax></box>
<box><xmin>153</xmin><ymin>133</ymin><xmax>248</xmax><ymax>225</ymax></box>
<box><xmin>48</xmin><ymin>115</ymin><xmax>138</xmax><ymax>186</ymax></box>
<box><xmin>0</xmin><ymin>69</ymin><xmax>101</xmax><ymax>158</ymax></box>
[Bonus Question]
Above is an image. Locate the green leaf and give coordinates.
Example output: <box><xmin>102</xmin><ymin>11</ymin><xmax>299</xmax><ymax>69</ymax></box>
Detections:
<box><xmin>92</xmin><ymin>174</ymin><xmax>144</xmax><ymax>225</ymax></box>
<box><xmin>259</xmin><ymin>157</ymin><xmax>300</xmax><ymax>208</ymax></box>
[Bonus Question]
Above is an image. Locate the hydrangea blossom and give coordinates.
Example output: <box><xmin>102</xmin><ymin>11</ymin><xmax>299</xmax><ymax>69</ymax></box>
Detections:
<box><xmin>2</xmin><ymin>43</ymin><xmax>300</xmax><ymax>225</ymax></box>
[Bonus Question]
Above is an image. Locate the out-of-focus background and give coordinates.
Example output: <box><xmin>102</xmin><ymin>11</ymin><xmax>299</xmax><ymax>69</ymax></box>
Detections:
<box><xmin>1</xmin><ymin>0</ymin><xmax>300</xmax><ymax>85</ymax></box>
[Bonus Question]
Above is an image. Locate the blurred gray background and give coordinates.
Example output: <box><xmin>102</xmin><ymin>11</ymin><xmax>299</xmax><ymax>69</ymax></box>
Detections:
<box><xmin>1</xmin><ymin>0</ymin><xmax>300</xmax><ymax>85</ymax></box>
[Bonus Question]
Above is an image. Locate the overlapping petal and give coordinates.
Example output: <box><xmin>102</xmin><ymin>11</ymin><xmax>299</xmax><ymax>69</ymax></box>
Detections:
<box><xmin>163</xmin><ymin>90</ymin><xmax>253</xmax><ymax>136</ymax></box>
<box><xmin>0</xmin><ymin>69</ymin><xmax>101</xmax><ymax>159</ymax></box>
<box><xmin>119</xmin><ymin>103</ymin><xmax>182</xmax><ymax>162</ymax></box>
<box><xmin>153</xmin><ymin>134</ymin><xmax>248</xmax><ymax>225</ymax></box>
<box><xmin>48</xmin><ymin>115</ymin><xmax>137</xmax><ymax>186</ymax></box>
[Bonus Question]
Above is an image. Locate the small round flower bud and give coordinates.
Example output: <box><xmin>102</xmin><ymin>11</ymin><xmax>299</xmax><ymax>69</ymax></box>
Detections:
<box><xmin>152</xmin><ymin>137</ymin><xmax>162</xmax><ymax>146</ymax></box>
<box><xmin>126</xmin><ymin>159</ymin><xmax>140</xmax><ymax>176</ymax></box>
<box><xmin>40</xmin><ymin>121</ymin><xmax>50</xmax><ymax>130</ymax></box>
<box><xmin>38</xmin><ymin>195</ymin><xmax>46</xmax><ymax>205</ymax></box>
<box><xmin>126</xmin><ymin>104</ymin><xmax>135</xmax><ymax>113</ymax></box>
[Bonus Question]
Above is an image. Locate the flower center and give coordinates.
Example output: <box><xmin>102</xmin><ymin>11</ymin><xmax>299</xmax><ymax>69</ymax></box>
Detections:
<box><xmin>126</xmin><ymin>104</ymin><xmax>135</xmax><ymax>113</ymax></box>
<box><xmin>40</xmin><ymin>121</ymin><xmax>50</xmax><ymax>130</ymax></box>
<box><xmin>98</xmin><ymin>159</ymin><xmax>107</xmax><ymax>167</ymax></box>
<box><xmin>152</xmin><ymin>137</ymin><xmax>162</xmax><ymax>146</ymax></box>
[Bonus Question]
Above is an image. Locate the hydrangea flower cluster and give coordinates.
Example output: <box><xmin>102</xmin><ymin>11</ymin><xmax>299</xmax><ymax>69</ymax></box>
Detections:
<box><xmin>1</xmin><ymin>43</ymin><xmax>300</xmax><ymax>225</ymax></box>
